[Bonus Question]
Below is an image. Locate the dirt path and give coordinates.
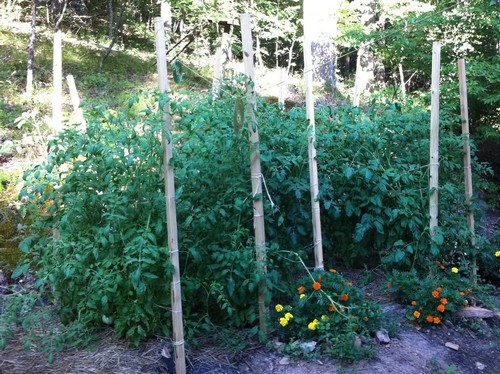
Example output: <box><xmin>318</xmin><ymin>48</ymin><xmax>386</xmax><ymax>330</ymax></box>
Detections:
<box><xmin>1</xmin><ymin>302</ymin><xmax>499</xmax><ymax>374</ymax></box>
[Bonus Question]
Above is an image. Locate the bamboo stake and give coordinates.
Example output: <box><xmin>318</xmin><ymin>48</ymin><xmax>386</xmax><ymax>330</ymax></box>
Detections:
<box><xmin>154</xmin><ymin>17</ymin><xmax>186</xmax><ymax>374</ymax></box>
<box><xmin>303</xmin><ymin>0</ymin><xmax>324</xmax><ymax>270</ymax></box>
<box><xmin>240</xmin><ymin>13</ymin><xmax>268</xmax><ymax>338</ymax></box>
<box><xmin>429</xmin><ymin>41</ymin><xmax>441</xmax><ymax>240</ymax></box>
<box><xmin>457</xmin><ymin>58</ymin><xmax>477</xmax><ymax>283</ymax></box>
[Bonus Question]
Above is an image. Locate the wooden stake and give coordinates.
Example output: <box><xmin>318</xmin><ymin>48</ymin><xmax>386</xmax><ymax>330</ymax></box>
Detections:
<box><xmin>155</xmin><ymin>17</ymin><xmax>186</xmax><ymax>374</ymax></box>
<box><xmin>240</xmin><ymin>13</ymin><xmax>268</xmax><ymax>338</ymax></box>
<box><xmin>457</xmin><ymin>58</ymin><xmax>477</xmax><ymax>283</ymax></box>
<box><xmin>212</xmin><ymin>32</ymin><xmax>231</xmax><ymax>100</ymax></box>
<box><xmin>429</xmin><ymin>42</ymin><xmax>441</xmax><ymax>240</ymax></box>
<box><xmin>303</xmin><ymin>0</ymin><xmax>324</xmax><ymax>270</ymax></box>
<box><xmin>66</xmin><ymin>74</ymin><xmax>85</xmax><ymax>128</ymax></box>
<box><xmin>52</xmin><ymin>28</ymin><xmax>63</xmax><ymax>132</ymax></box>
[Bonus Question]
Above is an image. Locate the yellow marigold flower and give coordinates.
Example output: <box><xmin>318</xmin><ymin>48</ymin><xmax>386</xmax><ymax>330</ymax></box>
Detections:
<box><xmin>437</xmin><ymin>304</ymin><xmax>446</xmax><ymax>313</ymax></box>
<box><xmin>313</xmin><ymin>282</ymin><xmax>321</xmax><ymax>291</ymax></box>
<box><xmin>413</xmin><ymin>311</ymin><xmax>421</xmax><ymax>319</ymax></box>
<box><xmin>279</xmin><ymin>317</ymin><xmax>288</xmax><ymax>327</ymax></box>
<box><xmin>451</xmin><ymin>267</ymin><xmax>459</xmax><ymax>273</ymax></box>
<box><xmin>300</xmin><ymin>294</ymin><xmax>306</xmax><ymax>299</ymax></box>
<box><xmin>285</xmin><ymin>312</ymin><xmax>293</xmax><ymax>321</ymax></box>
<box><xmin>321</xmin><ymin>315</ymin><xmax>329</xmax><ymax>321</ymax></box>
<box><xmin>495</xmin><ymin>251</ymin><xmax>500</xmax><ymax>257</ymax></box>
<box><xmin>307</xmin><ymin>319</ymin><xmax>320</xmax><ymax>330</ymax></box>
<box><xmin>275</xmin><ymin>304</ymin><xmax>284</xmax><ymax>313</ymax></box>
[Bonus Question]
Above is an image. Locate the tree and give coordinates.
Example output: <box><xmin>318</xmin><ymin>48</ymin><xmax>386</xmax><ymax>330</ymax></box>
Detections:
<box><xmin>352</xmin><ymin>0</ymin><xmax>384</xmax><ymax>106</ymax></box>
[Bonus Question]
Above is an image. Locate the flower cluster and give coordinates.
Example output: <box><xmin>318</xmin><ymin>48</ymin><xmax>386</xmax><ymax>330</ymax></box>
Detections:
<box><xmin>389</xmin><ymin>268</ymin><xmax>475</xmax><ymax>327</ymax></box>
<box><xmin>274</xmin><ymin>269</ymin><xmax>381</xmax><ymax>353</ymax></box>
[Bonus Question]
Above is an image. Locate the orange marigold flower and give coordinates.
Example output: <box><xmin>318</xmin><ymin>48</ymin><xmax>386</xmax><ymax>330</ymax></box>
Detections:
<box><xmin>413</xmin><ymin>311</ymin><xmax>421</xmax><ymax>319</ymax></box>
<box><xmin>297</xmin><ymin>286</ymin><xmax>305</xmax><ymax>294</ymax></box>
<box><xmin>437</xmin><ymin>304</ymin><xmax>446</xmax><ymax>313</ymax></box>
<box><xmin>459</xmin><ymin>292</ymin><xmax>466</xmax><ymax>297</ymax></box>
<box><xmin>440</xmin><ymin>298</ymin><xmax>448</xmax><ymax>305</ymax></box>
<box><xmin>347</xmin><ymin>282</ymin><xmax>353</xmax><ymax>287</ymax></box>
<box><xmin>313</xmin><ymin>282</ymin><xmax>321</xmax><ymax>291</ymax></box>
<box><xmin>439</xmin><ymin>264</ymin><xmax>445</xmax><ymax>270</ymax></box>
<box><xmin>341</xmin><ymin>294</ymin><xmax>349</xmax><ymax>302</ymax></box>
<box><xmin>426</xmin><ymin>315</ymin><xmax>434</xmax><ymax>323</ymax></box>
<box><xmin>411</xmin><ymin>300</ymin><xmax>417</xmax><ymax>306</ymax></box>
<box><xmin>436</xmin><ymin>287</ymin><xmax>443</xmax><ymax>292</ymax></box>
<box><xmin>329</xmin><ymin>269</ymin><xmax>337</xmax><ymax>273</ymax></box>
<box><xmin>329</xmin><ymin>304</ymin><xmax>335</xmax><ymax>312</ymax></box>
<box><xmin>432</xmin><ymin>290</ymin><xmax>440</xmax><ymax>298</ymax></box>
<box><xmin>433</xmin><ymin>317</ymin><xmax>441</xmax><ymax>324</ymax></box>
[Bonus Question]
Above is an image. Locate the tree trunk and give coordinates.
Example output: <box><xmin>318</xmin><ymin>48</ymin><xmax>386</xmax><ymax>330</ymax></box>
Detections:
<box><xmin>99</xmin><ymin>4</ymin><xmax>125</xmax><ymax>72</ymax></box>
<box><xmin>308</xmin><ymin>0</ymin><xmax>339</xmax><ymax>95</ymax></box>
<box><xmin>160</xmin><ymin>1</ymin><xmax>172</xmax><ymax>32</ymax></box>
<box><xmin>26</xmin><ymin>0</ymin><xmax>37</xmax><ymax>98</ymax></box>
<box><xmin>353</xmin><ymin>0</ymin><xmax>384</xmax><ymax>106</ymax></box>
<box><xmin>108</xmin><ymin>0</ymin><xmax>113</xmax><ymax>39</ymax></box>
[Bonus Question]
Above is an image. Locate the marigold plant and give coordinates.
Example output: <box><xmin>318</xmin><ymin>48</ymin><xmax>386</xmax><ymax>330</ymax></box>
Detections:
<box><xmin>274</xmin><ymin>268</ymin><xmax>380</xmax><ymax>361</ymax></box>
<box><xmin>388</xmin><ymin>269</ymin><xmax>476</xmax><ymax>326</ymax></box>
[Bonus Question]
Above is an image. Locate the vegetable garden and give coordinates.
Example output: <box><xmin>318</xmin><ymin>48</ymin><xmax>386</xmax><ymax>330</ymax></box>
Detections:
<box><xmin>0</xmin><ymin>1</ymin><xmax>499</xmax><ymax>373</ymax></box>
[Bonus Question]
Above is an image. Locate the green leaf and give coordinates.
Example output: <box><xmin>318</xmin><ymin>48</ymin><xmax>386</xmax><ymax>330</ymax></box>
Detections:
<box><xmin>172</xmin><ymin>60</ymin><xmax>183</xmax><ymax>83</ymax></box>
<box><xmin>233</xmin><ymin>98</ymin><xmax>245</xmax><ymax>132</ymax></box>
<box><xmin>227</xmin><ymin>277</ymin><xmax>235</xmax><ymax>297</ymax></box>
<box><xmin>344</xmin><ymin>166</ymin><xmax>354</xmax><ymax>179</ymax></box>
<box><xmin>394</xmin><ymin>250</ymin><xmax>405</xmax><ymax>262</ymax></box>
<box><xmin>12</xmin><ymin>263</ymin><xmax>29</xmax><ymax>279</ymax></box>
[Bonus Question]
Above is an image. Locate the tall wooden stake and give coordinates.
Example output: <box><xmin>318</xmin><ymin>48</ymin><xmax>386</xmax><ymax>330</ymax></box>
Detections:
<box><xmin>66</xmin><ymin>74</ymin><xmax>85</xmax><ymax>128</ymax></box>
<box><xmin>240</xmin><ymin>13</ymin><xmax>268</xmax><ymax>338</ymax></box>
<box><xmin>155</xmin><ymin>17</ymin><xmax>186</xmax><ymax>374</ymax></box>
<box><xmin>429</xmin><ymin>42</ymin><xmax>441</xmax><ymax>240</ymax></box>
<box><xmin>26</xmin><ymin>0</ymin><xmax>36</xmax><ymax>98</ymax></box>
<box><xmin>52</xmin><ymin>27</ymin><xmax>63</xmax><ymax>132</ymax></box>
<box><xmin>303</xmin><ymin>0</ymin><xmax>324</xmax><ymax>270</ymax></box>
<box><xmin>457</xmin><ymin>58</ymin><xmax>477</xmax><ymax>283</ymax></box>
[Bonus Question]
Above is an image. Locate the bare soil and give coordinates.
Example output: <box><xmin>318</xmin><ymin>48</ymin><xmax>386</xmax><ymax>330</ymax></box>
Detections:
<box><xmin>1</xmin><ymin>271</ymin><xmax>499</xmax><ymax>374</ymax></box>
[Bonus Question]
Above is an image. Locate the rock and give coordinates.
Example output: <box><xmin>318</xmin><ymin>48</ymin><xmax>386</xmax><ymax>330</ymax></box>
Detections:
<box><xmin>476</xmin><ymin>362</ymin><xmax>486</xmax><ymax>370</ymax></box>
<box><xmin>458</xmin><ymin>307</ymin><xmax>495</xmax><ymax>319</ymax></box>
<box><xmin>445</xmin><ymin>342</ymin><xmax>459</xmax><ymax>351</ymax></box>
<box><xmin>299</xmin><ymin>341</ymin><xmax>317</xmax><ymax>353</ymax></box>
<box><xmin>272</xmin><ymin>341</ymin><xmax>286</xmax><ymax>353</ymax></box>
<box><xmin>354</xmin><ymin>335</ymin><xmax>362</xmax><ymax>347</ymax></box>
<box><xmin>279</xmin><ymin>356</ymin><xmax>290</xmax><ymax>365</ymax></box>
<box><xmin>376</xmin><ymin>329</ymin><xmax>391</xmax><ymax>344</ymax></box>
